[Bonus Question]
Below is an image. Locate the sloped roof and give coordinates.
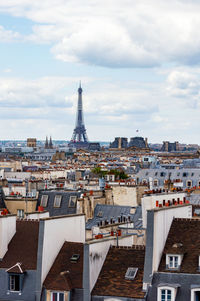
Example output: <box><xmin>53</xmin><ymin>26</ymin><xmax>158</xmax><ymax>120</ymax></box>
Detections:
<box><xmin>0</xmin><ymin>220</ymin><xmax>39</xmax><ymax>270</ymax></box>
<box><xmin>86</xmin><ymin>204</ymin><xmax>142</xmax><ymax>230</ymax></box>
<box><xmin>159</xmin><ymin>218</ymin><xmax>200</xmax><ymax>274</ymax></box>
<box><xmin>43</xmin><ymin>241</ymin><xmax>84</xmax><ymax>291</ymax></box>
<box><xmin>37</xmin><ymin>190</ymin><xmax>81</xmax><ymax>217</ymax></box>
<box><xmin>92</xmin><ymin>245</ymin><xmax>145</xmax><ymax>299</ymax></box>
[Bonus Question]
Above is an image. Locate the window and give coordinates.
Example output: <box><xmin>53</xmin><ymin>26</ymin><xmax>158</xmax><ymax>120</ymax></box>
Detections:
<box><xmin>145</xmin><ymin>172</ymin><xmax>149</xmax><ymax>176</ymax></box>
<box><xmin>169</xmin><ymin>256</ymin><xmax>178</xmax><ymax>268</ymax></box>
<box><xmin>161</xmin><ymin>289</ymin><xmax>171</xmax><ymax>301</ymax></box>
<box><xmin>157</xmin><ymin>286</ymin><xmax>176</xmax><ymax>301</ymax></box>
<box><xmin>51</xmin><ymin>292</ymin><xmax>64</xmax><ymax>301</ymax></box>
<box><xmin>40</xmin><ymin>195</ymin><xmax>48</xmax><ymax>207</ymax></box>
<box><xmin>97</xmin><ymin>211</ymin><xmax>103</xmax><ymax>217</ymax></box>
<box><xmin>160</xmin><ymin>172</ymin><xmax>165</xmax><ymax>177</ymax></box>
<box><xmin>183</xmin><ymin>172</ymin><xmax>187</xmax><ymax>177</ymax></box>
<box><xmin>125</xmin><ymin>267</ymin><xmax>138</xmax><ymax>280</ymax></box>
<box><xmin>191</xmin><ymin>288</ymin><xmax>200</xmax><ymax>301</ymax></box>
<box><xmin>70</xmin><ymin>254</ymin><xmax>80</xmax><ymax>263</ymax></box>
<box><xmin>54</xmin><ymin>195</ymin><xmax>62</xmax><ymax>208</ymax></box>
<box><xmin>9</xmin><ymin>274</ymin><xmax>20</xmax><ymax>291</ymax></box>
<box><xmin>17</xmin><ymin>209</ymin><xmax>24</xmax><ymax>218</ymax></box>
<box><xmin>68</xmin><ymin>196</ymin><xmax>77</xmax><ymax>208</ymax></box>
<box><xmin>154</xmin><ymin>179</ymin><xmax>159</xmax><ymax>187</ymax></box>
<box><xmin>187</xmin><ymin>180</ymin><xmax>192</xmax><ymax>188</ymax></box>
<box><xmin>142</xmin><ymin>179</ymin><xmax>147</xmax><ymax>184</ymax></box>
<box><xmin>166</xmin><ymin>254</ymin><xmax>182</xmax><ymax>269</ymax></box>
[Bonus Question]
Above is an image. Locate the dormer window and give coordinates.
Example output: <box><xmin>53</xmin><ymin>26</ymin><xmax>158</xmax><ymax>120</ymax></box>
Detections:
<box><xmin>169</xmin><ymin>256</ymin><xmax>178</xmax><ymax>268</ymax></box>
<box><xmin>166</xmin><ymin>254</ymin><xmax>182</xmax><ymax>269</ymax></box>
<box><xmin>157</xmin><ymin>284</ymin><xmax>180</xmax><ymax>301</ymax></box>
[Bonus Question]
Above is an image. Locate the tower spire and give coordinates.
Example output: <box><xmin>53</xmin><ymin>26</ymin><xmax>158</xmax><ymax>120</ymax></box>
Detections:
<box><xmin>69</xmin><ymin>83</ymin><xmax>89</xmax><ymax>148</ymax></box>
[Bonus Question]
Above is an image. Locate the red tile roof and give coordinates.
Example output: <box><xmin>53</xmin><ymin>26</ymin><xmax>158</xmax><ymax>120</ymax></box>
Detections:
<box><xmin>92</xmin><ymin>245</ymin><xmax>145</xmax><ymax>299</ymax></box>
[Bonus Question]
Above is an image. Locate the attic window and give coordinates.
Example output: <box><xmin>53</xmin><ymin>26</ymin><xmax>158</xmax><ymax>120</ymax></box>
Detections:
<box><xmin>97</xmin><ymin>211</ymin><xmax>103</xmax><ymax>217</ymax></box>
<box><xmin>166</xmin><ymin>254</ymin><xmax>182</xmax><ymax>269</ymax></box>
<box><xmin>125</xmin><ymin>267</ymin><xmax>138</xmax><ymax>280</ymax></box>
<box><xmin>54</xmin><ymin>195</ymin><xmax>62</xmax><ymax>208</ymax></box>
<box><xmin>70</xmin><ymin>254</ymin><xmax>80</xmax><ymax>263</ymax></box>
<box><xmin>40</xmin><ymin>195</ymin><xmax>48</xmax><ymax>207</ymax></box>
<box><xmin>68</xmin><ymin>196</ymin><xmax>77</xmax><ymax>208</ymax></box>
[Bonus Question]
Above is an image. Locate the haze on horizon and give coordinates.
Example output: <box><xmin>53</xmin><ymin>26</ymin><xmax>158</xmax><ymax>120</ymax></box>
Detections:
<box><xmin>0</xmin><ymin>0</ymin><xmax>200</xmax><ymax>144</ymax></box>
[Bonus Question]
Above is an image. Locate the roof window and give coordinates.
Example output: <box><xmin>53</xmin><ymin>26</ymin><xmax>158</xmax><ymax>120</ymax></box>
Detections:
<box><xmin>40</xmin><ymin>195</ymin><xmax>48</xmax><ymax>207</ymax></box>
<box><xmin>54</xmin><ymin>195</ymin><xmax>62</xmax><ymax>208</ymax></box>
<box><xmin>68</xmin><ymin>196</ymin><xmax>77</xmax><ymax>208</ymax></box>
<box><xmin>97</xmin><ymin>211</ymin><xmax>103</xmax><ymax>217</ymax></box>
<box><xmin>125</xmin><ymin>267</ymin><xmax>138</xmax><ymax>280</ymax></box>
<box><xmin>70</xmin><ymin>254</ymin><xmax>80</xmax><ymax>263</ymax></box>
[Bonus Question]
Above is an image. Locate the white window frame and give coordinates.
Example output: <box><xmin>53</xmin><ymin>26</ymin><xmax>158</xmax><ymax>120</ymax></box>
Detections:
<box><xmin>17</xmin><ymin>209</ymin><xmax>24</xmax><ymax>219</ymax></box>
<box><xmin>54</xmin><ymin>195</ymin><xmax>62</xmax><ymax>208</ymax></box>
<box><xmin>166</xmin><ymin>254</ymin><xmax>182</xmax><ymax>269</ymax></box>
<box><xmin>125</xmin><ymin>267</ymin><xmax>138</xmax><ymax>280</ymax></box>
<box><xmin>51</xmin><ymin>291</ymin><xmax>65</xmax><ymax>301</ymax></box>
<box><xmin>191</xmin><ymin>288</ymin><xmax>200</xmax><ymax>301</ymax></box>
<box><xmin>157</xmin><ymin>286</ymin><xmax>175</xmax><ymax>301</ymax></box>
<box><xmin>40</xmin><ymin>195</ymin><xmax>48</xmax><ymax>207</ymax></box>
<box><xmin>68</xmin><ymin>196</ymin><xmax>77</xmax><ymax>208</ymax></box>
<box><xmin>153</xmin><ymin>179</ymin><xmax>159</xmax><ymax>187</ymax></box>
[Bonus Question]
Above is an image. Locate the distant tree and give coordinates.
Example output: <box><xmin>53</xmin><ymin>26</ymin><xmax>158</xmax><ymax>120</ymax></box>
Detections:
<box><xmin>92</xmin><ymin>167</ymin><xmax>107</xmax><ymax>178</ymax></box>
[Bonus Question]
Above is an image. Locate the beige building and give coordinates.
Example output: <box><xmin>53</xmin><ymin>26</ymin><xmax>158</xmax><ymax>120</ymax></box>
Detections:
<box><xmin>27</xmin><ymin>138</ymin><xmax>37</xmax><ymax>147</ymax></box>
<box><xmin>5</xmin><ymin>196</ymin><xmax>37</xmax><ymax>218</ymax></box>
<box><xmin>77</xmin><ymin>189</ymin><xmax>113</xmax><ymax>221</ymax></box>
<box><xmin>112</xmin><ymin>185</ymin><xmax>148</xmax><ymax>206</ymax></box>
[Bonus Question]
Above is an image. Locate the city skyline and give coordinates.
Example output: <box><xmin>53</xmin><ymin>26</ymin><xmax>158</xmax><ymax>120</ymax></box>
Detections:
<box><xmin>1</xmin><ymin>1</ymin><xmax>200</xmax><ymax>143</ymax></box>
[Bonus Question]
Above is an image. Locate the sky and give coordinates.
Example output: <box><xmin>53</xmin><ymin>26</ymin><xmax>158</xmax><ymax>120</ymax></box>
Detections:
<box><xmin>0</xmin><ymin>0</ymin><xmax>200</xmax><ymax>143</ymax></box>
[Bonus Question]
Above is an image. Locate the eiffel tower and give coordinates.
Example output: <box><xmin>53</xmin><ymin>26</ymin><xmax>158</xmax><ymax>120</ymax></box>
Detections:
<box><xmin>69</xmin><ymin>83</ymin><xmax>89</xmax><ymax>148</ymax></box>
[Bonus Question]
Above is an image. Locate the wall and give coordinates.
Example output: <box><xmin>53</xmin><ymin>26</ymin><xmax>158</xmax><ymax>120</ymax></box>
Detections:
<box><xmin>3</xmin><ymin>186</ymin><xmax>26</xmax><ymax>196</ymax></box>
<box><xmin>0</xmin><ymin>270</ymin><xmax>37</xmax><ymax>301</ymax></box>
<box><xmin>5</xmin><ymin>199</ymin><xmax>37</xmax><ymax>215</ymax></box>
<box><xmin>112</xmin><ymin>186</ymin><xmax>137</xmax><ymax>206</ymax></box>
<box><xmin>88</xmin><ymin>235</ymin><xmax>133</xmax><ymax>292</ymax></box>
<box><xmin>143</xmin><ymin>205</ymin><xmax>192</xmax><ymax>289</ymax></box>
<box><xmin>0</xmin><ymin>215</ymin><xmax>16</xmax><ymax>259</ymax></box>
<box><xmin>142</xmin><ymin>192</ymin><xmax>187</xmax><ymax>228</ymax></box>
<box><xmin>27</xmin><ymin>211</ymin><xmax>49</xmax><ymax>220</ymax></box>
<box><xmin>41</xmin><ymin>214</ymin><xmax>85</xmax><ymax>283</ymax></box>
<box><xmin>153</xmin><ymin>205</ymin><xmax>192</xmax><ymax>272</ymax></box>
<box><xmin>4</xmin><ymin>171</ymin><xmax>31</xmax><ymax>180</ymax></box>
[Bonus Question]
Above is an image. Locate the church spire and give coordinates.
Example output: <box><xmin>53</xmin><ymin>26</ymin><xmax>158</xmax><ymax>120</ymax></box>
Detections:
<box><xmin>45</xmin><ymin>136</ymin><xmax>49</xmax><ymax>149</ymax></box>
<box><xmin>49</xmin><ymin>136</ymin><xmax>53</xmax><ymax>149</ymax></box>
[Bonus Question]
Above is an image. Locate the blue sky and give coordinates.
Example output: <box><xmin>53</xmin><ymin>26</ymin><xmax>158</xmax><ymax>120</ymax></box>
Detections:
<box><xmin>0</xmin><ymin>0</ymin><xmax>200</xmax><ymax>143</ymax></box>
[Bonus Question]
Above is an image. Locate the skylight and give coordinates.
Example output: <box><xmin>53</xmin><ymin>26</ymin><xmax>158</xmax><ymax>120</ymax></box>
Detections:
<box><xmin>70</xmin><ymin>254</ymin><xmax>80</xmax><ymax>263</ymax></box>
<box><xmin>125</xmin><ymin>267</ymin><xmax>138</xmax><ymax>280</ymax></box>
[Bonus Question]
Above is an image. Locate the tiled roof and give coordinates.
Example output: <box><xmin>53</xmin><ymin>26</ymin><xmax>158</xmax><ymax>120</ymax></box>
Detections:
<box><xmin>159</xmin><ymin>218</ymin><xmax>200</xmax><ymax>274</ymax></box>
<box><xmin>43</xmin><ymin>241</ymin><xmax>84</xmax><ymax>291</ymax></box>
<box><xmin>92</xmin><ymin>245</ymin><xmax>145</xmax><ymax>299</ymax></box>
<box><xmin>0</xmin><ymin>220</ymin><xmax>39</xmax><ymax>270</ymax></box>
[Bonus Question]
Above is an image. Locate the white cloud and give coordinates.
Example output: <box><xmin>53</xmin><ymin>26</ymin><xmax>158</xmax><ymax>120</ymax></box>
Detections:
<box><xmin>0</xmin><ymin>25</ymin><xmax>21</xmax><ymax>42</ymax></box>
<box><xmin>1</xmin><ymin>0</ymin><xmax>200</xmax><ymax>67</ymax></box>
